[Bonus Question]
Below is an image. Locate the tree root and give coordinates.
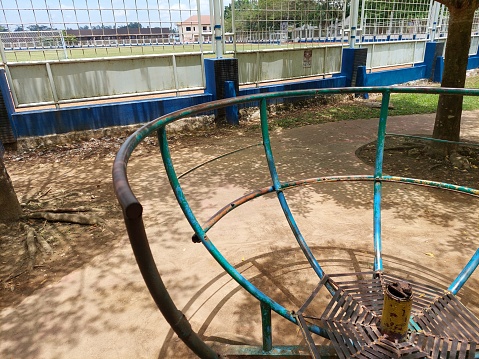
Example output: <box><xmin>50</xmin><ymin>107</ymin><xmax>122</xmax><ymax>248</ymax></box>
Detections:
<box><xmin>21</xmin><ymin>223</ymin><xmax>55</xmax><ymax>261</ymax></box>
<box><xmin>36</xmin><ymin>233</ymin><xmax>53</xmax><ymax>254</ymax></box>
<box><xmin>384</xmin><ymin>145</ymin><xmax>422</xmax><ymax>152</ymax></box>
<box><xmin>26</xmin><ymin>211</ymin><xmax>103</xmax><ymax>225</ymax></box>
<box><xmin>2</xmin><ymin>201</ymin><xmax>103</xmax><ymax>282</ymax></box>
<box><xmin>2</xmin><ymin>265</ymin><xmax>48</xmax><ymax>283</ymax></box>
<box><xmin>25</xmin><ymin>226</ymin><xmax>37</xmax><ymax>259</ymax></box>
<box><xmin>3</xmin><ymin>268</ymin><xmax>28</xmax><ymax>283</ymax></box>
<box><xmin>28</xmin><ymin>206</ymin><xmax>93</xmax><ymax>213</ymax></box>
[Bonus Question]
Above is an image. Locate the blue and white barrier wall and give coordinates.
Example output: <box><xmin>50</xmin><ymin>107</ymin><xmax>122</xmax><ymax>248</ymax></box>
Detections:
<box><xmin>2</xmin><ymin>41</ymin><xmax>479</xmax><ymax>140</ymax></box>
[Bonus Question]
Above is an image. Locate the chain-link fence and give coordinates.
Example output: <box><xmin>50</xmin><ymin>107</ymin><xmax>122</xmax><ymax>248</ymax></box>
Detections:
<box><xmin>228</xmin><ymin>0</ymin><xmax>347</xmax><ymax>52</ymax></box>
<box><xmin>360</xmin><ymin>0</ymin><xmax>432</xmax><ymax>41</ymax></box>
<box><xmin>230</xmin><ymin>0</ymin><xmax>479</xmax><ymax>50</ymax></box>
<box><xmin>436</xmin><ymin>5</ymin><xmax>479</xmax><ymax>37</ymax></box>
<box><xmin>0</xmin><ymin>1</ymin><xmax>479</xmax><ymax>62</ymax></box>
<box><xmin>0</xmin><ymin>0</ymin><xmax>211</xmax><ymax>62</ymax></box>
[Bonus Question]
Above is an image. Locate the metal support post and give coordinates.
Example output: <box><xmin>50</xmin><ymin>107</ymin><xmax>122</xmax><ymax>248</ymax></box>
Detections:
<box><xmin>260</xmin><ymin>302</ymin><xmax>272</xmax><ymax>352</ymax></box>
<box><xmin>213</xmin><ymin>0</ymin><xmax>223</xmax><ymax>57</ymax></box>
<box><xmin>349</xmin><ymin>0</ymin><xmax>359</xmax><ymax>48</ymax></box>
<box><xmin>380</xmin><ymin>281</ymin><xmax>413</xmax><ymax>341</ymax></box>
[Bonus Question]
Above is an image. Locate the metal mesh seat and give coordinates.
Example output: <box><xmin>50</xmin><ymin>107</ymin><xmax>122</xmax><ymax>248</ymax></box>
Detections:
<box><xmin>295</xmin><ymin>272</ymin><xmax>479</xmax><ymax>359</ymax></box>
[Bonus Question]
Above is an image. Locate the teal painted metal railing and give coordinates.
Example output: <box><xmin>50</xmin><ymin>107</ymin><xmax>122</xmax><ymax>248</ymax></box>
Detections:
<box><xmin>113</xmin><ymin>86</ymin><xmax>479</xmax><ymax>358</ymax></box>
<box><xmin>260</xmin><ymin>98</ymin><xmax>328</xmax><ymax>283</ymax></box>
<box><xmin>373</xmin><ymin>90</ymin><xmax>390</xmax><ymax>272</ymax></box>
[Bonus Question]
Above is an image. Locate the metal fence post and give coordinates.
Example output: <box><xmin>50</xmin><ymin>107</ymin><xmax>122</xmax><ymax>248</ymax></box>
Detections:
<box><xmin>349</xmin><ymin>0</ymin><xmax>360</xmax><ymax>48</ymax></box>
<box><xmin>213</xmin><ymin>0</ymin><xmax>223</xmax><ymax>57</ymax></box>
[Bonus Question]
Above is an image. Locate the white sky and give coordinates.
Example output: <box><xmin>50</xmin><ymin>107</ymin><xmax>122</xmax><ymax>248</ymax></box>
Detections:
<box><xmin>0</xmin><ymin>0</ymin><xmax>228</xmax><ymax>30</ymax></box>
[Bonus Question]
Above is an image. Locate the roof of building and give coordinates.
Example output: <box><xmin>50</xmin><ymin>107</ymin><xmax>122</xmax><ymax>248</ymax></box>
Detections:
<box><xmin>177</xmin><ymin>15</ymin><xmax>211</xmax><ymax>25</ymax></box>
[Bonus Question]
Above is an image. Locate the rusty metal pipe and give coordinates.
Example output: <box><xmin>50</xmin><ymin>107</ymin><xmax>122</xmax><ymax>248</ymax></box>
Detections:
<box><xmin>380</xmin><ymin>281</ymin><xmax>413</xmax><ymax>341</ymax></box>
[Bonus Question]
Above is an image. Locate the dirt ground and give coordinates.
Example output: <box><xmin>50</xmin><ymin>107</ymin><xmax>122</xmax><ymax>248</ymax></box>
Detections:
<box><xmin>357</xmin><ymin>135</ymin><xmax>479</xmax><ymax>189</ymax></box>
<box><xmin>1</xmin><ymin>98</ymin><xmax>479</xmax><ymax>313</ymax></box>
<box><xmin>0</xmin><ymin>123</ymin><xmax>257</xmax><ymax>309</ymax></box>
<box><xmin>0</xmin><ymin>137</ymin><xmax>128</xmax><ymax>309</ymax></box>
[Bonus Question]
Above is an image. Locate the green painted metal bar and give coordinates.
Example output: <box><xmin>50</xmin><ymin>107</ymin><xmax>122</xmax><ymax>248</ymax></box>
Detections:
<box><xmin>261</xmin><ymin>302</ymin><xmax>273</xmax><ymax>352</ymax></box>
<box><xmin>373</xmin><ymin>91</ymin><xmax>390</xmax><ymax>272</ymax></box>
<box><xmin>260</xmin><ymin>98</ymin><xmax>282</xmax><ymax>191</ymax></box>
<box><xmin>260</xmin><ymin>98</ymin><xmax>326</xmax><ymax>281</ymax></box>
<box><xmin>111</xmin><ymin>88</ymin><xmax>479</xmax><ymax>167</ymax></box>
<box><xmin>157</xmin><ymin>127</ymin><xmax>329</xmax><ymax>340</ymax></box>
<box><xmin>448</xmin><ymin>248</ymin><xmax>479</xmax><ymax>295</ymax></box>
<box><xmin>112</xmin><ymin>88</ymin><xmax>478</xmax><ymax>174</ymax></box>
<box><xmin>381</xmin><ymin>176</ymin><xmax>479</xmax><ymax>196</ymax></box>
<box><xmin>385</xmin><ymin>133</ymin><xmax>479</xmax><ymax>148</ymax></box>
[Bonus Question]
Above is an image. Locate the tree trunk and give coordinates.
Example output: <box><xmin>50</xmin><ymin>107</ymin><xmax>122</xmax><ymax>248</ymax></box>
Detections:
<box><xmin>432</xmin><ymin>5</ymin><xmax>476</xmax><ymax>155</ymax></box>
<box><xmin>0</xmin><ymin>157</ymin><xmax>22</xmax><ymax>222</ymax></box>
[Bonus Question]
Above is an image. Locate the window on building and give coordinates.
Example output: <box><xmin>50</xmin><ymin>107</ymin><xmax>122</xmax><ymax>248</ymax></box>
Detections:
<box><xmin>193</xmin><ymin>27</ymin><xmax>196</xmax><ymax>31</ymax></box>
<box><xmin>203</xmin><ymin>26</ymin><xmax>207</xmax><ymax>31</ymax></box>
<box><xmin>186</xmin><ymin>26</ymin><xmax>191</xmax><ymax>31</ymax></box>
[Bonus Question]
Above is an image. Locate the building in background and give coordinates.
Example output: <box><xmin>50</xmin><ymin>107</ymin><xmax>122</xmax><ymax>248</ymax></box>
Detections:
<box><xmin>177</xmin><ymin>15</ymin><xmax>212</xmax><ymax>43</ymax></box>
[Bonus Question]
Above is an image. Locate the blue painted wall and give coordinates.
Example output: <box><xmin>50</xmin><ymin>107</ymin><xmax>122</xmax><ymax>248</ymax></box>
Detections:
<box><xmin>467</xmin><ymin>53</ymin><xmax>479</xmax><ymax>71</ymax></box>
<box><xmin>238</xmin><ymin>76</ymin><xmax>347</xmax><ymax>96</ymax></box>
<box><xmin>356</xmin><ymin>65</ymin><xmax>427</xmax><ymax>87</ymax></box>
<box><xmin>339</xmin><ymin>48</ymin><xmax>357</xmax><ymax>87</ymax></box>
<box><xmin>12</xmin><ymin>94</ymin><xmax>212</xmax><ymax>138</ymax></box>
<box><xmin>10</xmin><ymin>76</ymin><xmax>347</xmax><ymax>138</ymax></box>
<box><xmin>423</xmin><ymin>42</ymin><xmax>442</xmax><ymax>80</ymax></box>
<box><xmin>0</xmin><ymin>70</ymin><xmax>15</xmax><ymax>124</ymax></box>
<box><xmin>355</xmin><ymin>43</ymin><xmax>479</xmax><ymax>87</ymax></box>
<box><xmin>432</xmin><ymin>53</ymin><xmax>479</xmax><ymax>83</ymax></box>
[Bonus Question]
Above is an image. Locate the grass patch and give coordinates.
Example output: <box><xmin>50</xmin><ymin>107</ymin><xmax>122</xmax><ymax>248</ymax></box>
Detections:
<box><xmin>390</xmin><ymin>74</ymin><xmax>479</xmax><ymax>114</ymax></box>
<box><xmin>271</xmin><ymin>72</ymin><xmax>479</xmax><ymax>129</ymax></box>
<box><xmin>389</xmin><ymin>92</ymin><xmax>439</xmax><ymax>115</ymax></box>
<box><xmin>5</xmin><ymin>42</ymin><xmax>336</xmax><ymax>62</ymax></box>
<box><xmin>273</xmin><ymin>100</ymin><xmax>382</xmax><ymax>128</ymax></box>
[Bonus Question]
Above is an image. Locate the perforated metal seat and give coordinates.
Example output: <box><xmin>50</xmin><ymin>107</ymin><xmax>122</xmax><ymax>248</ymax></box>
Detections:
<box><xmin>295</xmin><ymin>272</ymin><xmax>479</xmax><ymax>359</ymax></box>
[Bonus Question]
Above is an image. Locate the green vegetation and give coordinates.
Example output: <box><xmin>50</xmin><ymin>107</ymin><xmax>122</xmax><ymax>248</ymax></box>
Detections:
<box><xmin>4</xmin><ymin>44</ymin><xmax>216</xmax><ymax>62</ymax></box>
<box><xmin>272</xmin><ymin>101</ymin><xmax>383</xmax><ymax>128</ymax></box>
<box><xmin>271</xmin><ymin>74</ymin><xmax>479</xmax><ymax>129</ymax></box>
<box><xmin>224</xmin><ymin>0</ymin><xmax>343</xmax><ymax>33</ymax></box>
<box><xmin>224</xmin><ymin>0</ymin><xmax>428</xmax><ymax>33</ymax></box>
<box><xmin>391</xmin><ymin>75</ymin><xmax>479</xmax><ymax>114</ymax></box>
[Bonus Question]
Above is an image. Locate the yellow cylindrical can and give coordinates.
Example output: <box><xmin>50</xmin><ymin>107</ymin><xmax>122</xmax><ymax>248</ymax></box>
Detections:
<box><xmin>380</xmin><ymin>281</ymin><xmax>413</xmax><ymax>341</ymax></box>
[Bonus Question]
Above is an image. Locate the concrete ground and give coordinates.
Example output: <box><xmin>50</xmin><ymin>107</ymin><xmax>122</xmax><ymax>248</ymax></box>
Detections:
<box><xmin>2</xmin><ymin>112</ymin><xmax>479</xmax><ymax>358</ymax></box>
